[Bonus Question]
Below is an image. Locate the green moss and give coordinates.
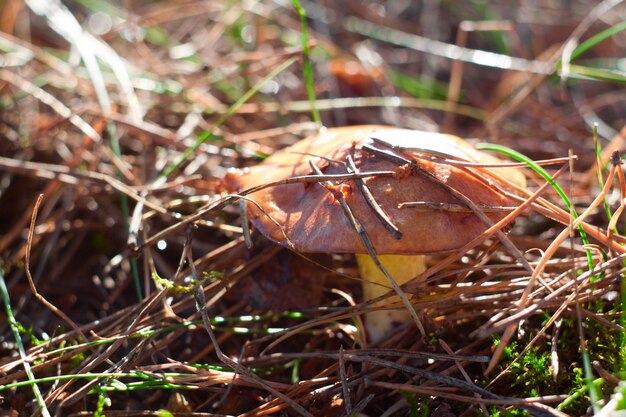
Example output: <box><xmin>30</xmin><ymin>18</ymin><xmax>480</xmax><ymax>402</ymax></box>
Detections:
<box><xmin>151</xmin><ymin>270</ymin><xmax>224</xmax><ymax>294</ymax></box>
<box><xmin>400</xmin><ymin>392</ymin><xmax>428</xmax><ymax>417</ymax></box>
<box><xmin>16</xmin><ymin>322</ymin><xmax>47</xmax><ymax>346</ymax></box>
<box><xmin>93</xmin><ymin>388</ymin><xmax>111</xmax><ymax>417</ymax></box>
<box><xmin>485</xmin><ymin>407</ymin><xmax>527</xmax><ymax>417</ymax></box>
<box><xmin>491</xmin><ymin>301</ymin><xmax>621</xmax><ymax>415</ymax></box>
<box><xmin>500</xmin><ymin>339</ymin><xmax>553</xmax><ymax>394</ymax></box>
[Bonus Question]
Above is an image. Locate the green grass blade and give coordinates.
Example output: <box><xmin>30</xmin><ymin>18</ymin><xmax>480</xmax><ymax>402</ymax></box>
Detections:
<box><xmin>568</xmin><ymin>20</ymin><xmax>626</xmax><ymax>62</ymax></box>
<box><xmin>108</xmin><ymin>122</ymin><xmax>142</xmax><ymax>301</ymax></box>
<box><xmin>566</xmin><ymin>64</ymin><xmax>626</xmax><ymax>84</ymax></box>
<box><xmin>1</xmin><ymin>371</ymin><xmax>191</xmax><ymax>392</ymax></box>
<box><xmin>291</xmin><ymin>0</ymin><xmax>321</xmax><ymax>126</ymax></box>
<box><xmin>478</xmin><ymin>143</ymin><xmax>603</xmax><ymax>412</ymax></box>
<box><xmin>557</xmin><ymin>377</ymin><xmax>604</xmax><ymax>411</ymax></box>
<box><xmin>592</xmin><ymin>124</ymin><xmax>617</xmax><ymax>233</ymax></box>
<box><xmin>0</xmin><ymin>268</ymin><xmax>52</xmax><ymax>417</ymax></box>
<box><xmin>557</xmin><ymin>21</ymin><xmax>626</xmax><ymax>84</ymax></box>
<box><xmin>581</xmin><ymin>348</ymin><xmax>601</xmax><ymax>413</ymax></box>
<box><xmin>476</xmin><ymin>143</ymin><xmax>595</xmax><ymax>271</ymax></box>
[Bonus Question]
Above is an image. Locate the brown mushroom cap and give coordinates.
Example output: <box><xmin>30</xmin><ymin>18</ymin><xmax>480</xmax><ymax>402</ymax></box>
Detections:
<box><xmin>225</xmin><ymin>125</ymin><xmax>525</xmax><ymax>255</ymax></box>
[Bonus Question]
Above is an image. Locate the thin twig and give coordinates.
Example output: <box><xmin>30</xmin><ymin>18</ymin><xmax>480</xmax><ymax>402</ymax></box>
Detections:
<box><xmin>308</xmin><ymin>160</ymin><xmax>426</xmax><ymax>337</ymax></box>
<box><xmin>345</xmin><ymin>154</ymin><xmax>402</xmax><ymax>239</ymax></box>
<box><xmin>439</xmin><ymin>338</ymin><xmax>489</xmax><ymax>415</ymax></box>
<box><xmin>338</xmin><ymin>347</ymin><xmax>352</xmax><ymax>415</ymax></box>
<box><xmin>370</xmin><ymin>135</ymin><xmax>576</xmax><ymax>168</ymax></box>
<box><xmin>399</xmin><ymin>201</ymin><xmax>517</xmax><ymax>212</ymax></box>
<box><xmin>345</xmin><ymin>394</ymin><xmax>375</xmax><ymax>417</ymax></box>
<box><xmin>55</xmin><ymin>285</ymin><xmax>173</xmax><ymax>406</ymax></box>
<box><xmin>245</xmin><ymin>349</ymin><xmax>490</xmax><ymax>365</ymax></box>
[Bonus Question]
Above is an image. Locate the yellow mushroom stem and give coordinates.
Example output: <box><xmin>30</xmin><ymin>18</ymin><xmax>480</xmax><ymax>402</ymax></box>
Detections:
<box><xmin>356</xmin><ymin>253</ymin><xmax>427</xmax><ymax>343</ymax></box>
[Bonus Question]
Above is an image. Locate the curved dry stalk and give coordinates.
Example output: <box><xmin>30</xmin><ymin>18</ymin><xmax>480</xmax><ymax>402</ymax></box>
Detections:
<box><xmin>24</xmin><ymin>194</ymin><xmax>85</xmax><ymax>340</ymax></box>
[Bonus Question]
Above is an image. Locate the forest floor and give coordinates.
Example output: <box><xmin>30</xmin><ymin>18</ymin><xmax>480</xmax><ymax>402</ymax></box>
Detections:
<box><xmin>1</xmin><ymin>1</ymin><xmax>626</xmax><ymax>416</ymax></box>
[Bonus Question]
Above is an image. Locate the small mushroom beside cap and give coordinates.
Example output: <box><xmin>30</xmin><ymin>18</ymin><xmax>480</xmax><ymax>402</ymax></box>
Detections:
<box><xmin>225</xmin><ymin>125</ymin><xmax>526</xmax><ymax>343</ymax></box>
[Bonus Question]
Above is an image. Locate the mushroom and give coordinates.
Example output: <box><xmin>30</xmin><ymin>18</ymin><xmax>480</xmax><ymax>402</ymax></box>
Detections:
<box><xmin>225</xmin><ymin>125</ymin><xmax>525</xmax><ymax>343</ymax></box>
